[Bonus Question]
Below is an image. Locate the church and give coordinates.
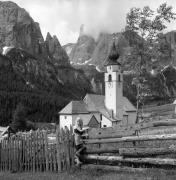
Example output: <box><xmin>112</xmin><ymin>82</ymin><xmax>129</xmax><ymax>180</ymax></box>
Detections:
<box><xmin>59</xmin><ymin>42</ymin><xmax>137</xmax><ymax>128</ymax></box>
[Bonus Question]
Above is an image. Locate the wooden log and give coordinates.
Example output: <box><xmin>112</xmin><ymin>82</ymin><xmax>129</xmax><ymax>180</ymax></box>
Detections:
<box><xmin>139</xmin><ymin>126</ymin><xmax>176</xmax><ymax>136</ymax></box>
<box><xmin>44</xmin><ymin>131</ymin><xmax>49</xmax><ymax>171</ymax></box>
<box><xmin>40</xmin><ymin>131</ymin><xmax>43</xmax><ymax>172</ymax></box>
<box><xmin>29</xmin><ymin>133</ymin><xmax>33</xmax><ymax>171</ymax></box>
<box><xmin>61</xmin><ymin>128</ymin><xmax>66</xmax><ymax>171</ymax></box>
<box><xmin>0</xmin><ymin>140</ymin><xmax>2</xmax><ymax>171</ymax></box>
<box><xmin>84</xmin><ymin>133</ymin><xmax>176</xmax><ymax>144</ymax></box>
<box><xmin>1</xmin><ymin>140</ymin><xmax>4</xmax><ymax>171</ymax></box>
<box><xmin>152</xmin><ymin>120</ymin><xmax>176</xmax><ymax>127</ymax></box>
<box><xmin>114</xmin><ymin>119</ymin><xmax>176</xmax><ymax>132</ymax></box>
<box><xmin>56</xmin><ymin>127</ymin><xmax>61</xmax><ymax>172</ymax></box>
<box><xmin>88</xmin><ymin>127</ymin><xmax>135</xmax><ymax>139</ymax></box>
<box><xmin>2</xmin><ymin>140</ymin><xmax>4</xmax><ymax>171</ymax></box>
<box><xmin>86</xmin><ymin>147</ymin><xmax>119</xmax><ymax>154</ymax></box>
<box><xmin>69</xmin><ymin>125</ymin><xmax>75</xmax><ymax>168</ymax></box>
<box><xmin>4</xmin><ymin>139</ymin><xmax>7</xmax><ymax>171</ymax></box>
<box><xmin>0</xmin><ymin>141</ymin><xmax>1</xmax><ymax>171</ymax></box>
<box><xmin>14</xmin><ymin>136</ymin><xmax>18</xmax><ymax>171</ymax></box>
<box><xmin>119</xmin><ymin>146</ymin><xmax>176</xmax><ymax>157</ymax></box>
<box><xmin>41</xmin><ymin>131</ymin><xmax>45</xmax><ymax>172</ymax></box>
<box><xmin>84</xmin><ymin>155</ymin><xmax>176</xmax><ymax>166</ymax></box>
<box><xmin>32</xmin><ymin>131</ymin><xmax>36</xmax><ymax>172</ymax></box>
<box><xmin>65</xmin><ymin>127</ymin><xmax>71</xmax><ymax>170</ymax></box>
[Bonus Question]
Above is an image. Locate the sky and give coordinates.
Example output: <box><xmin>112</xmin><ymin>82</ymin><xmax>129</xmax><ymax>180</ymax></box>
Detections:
<box><xmin>2</xmin><ymin>0</ymin><xmax>176</xmax><ymax>45</ymax></box>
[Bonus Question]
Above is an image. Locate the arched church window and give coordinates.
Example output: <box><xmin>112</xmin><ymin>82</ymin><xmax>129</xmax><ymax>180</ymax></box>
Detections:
<box><xmin>118</xmin><ymin>74</ymin><xmax>121</xmax><ymax>82</ymax></box>
<box><xmin>108</xmin><ymin>74</ymin><xmax>112</xmax><ymax>82</ymax></box>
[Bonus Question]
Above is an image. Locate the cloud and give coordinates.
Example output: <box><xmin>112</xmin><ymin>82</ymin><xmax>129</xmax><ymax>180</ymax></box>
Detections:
<box><xmin>1</xmin><ymin>0</ymin><xmax>176</xmax><ymax>45</ymax></box>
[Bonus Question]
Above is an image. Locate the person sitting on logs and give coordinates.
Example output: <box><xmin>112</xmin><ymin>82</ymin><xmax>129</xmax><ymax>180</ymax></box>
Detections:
<box><xmin>74</xmin><ymin>117</ymin><xmax>89</xmax><ymax>166</ymax></box>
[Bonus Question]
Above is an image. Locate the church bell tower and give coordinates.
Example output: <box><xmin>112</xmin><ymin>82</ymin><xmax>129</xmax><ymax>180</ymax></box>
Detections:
<box><xmin>104</xmin><ymin>41</ymin><xmax>123</xmax><ymax>120</ymax></box>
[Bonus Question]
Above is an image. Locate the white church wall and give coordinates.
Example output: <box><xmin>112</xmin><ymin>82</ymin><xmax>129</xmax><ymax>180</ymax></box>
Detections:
<box><xmin>105</xmin><ymin>69</ymin><xmax>123</xmax><ymax>119</ymax></box>
<box><xmin>101</xmin><ymin>115</ymin><xmax>112</xmax><ymax>127</ymax></box>
<box><xmin>60</xmin><ymin>115</ymin><xmax>72</xmax><ymax>129</ymax></box>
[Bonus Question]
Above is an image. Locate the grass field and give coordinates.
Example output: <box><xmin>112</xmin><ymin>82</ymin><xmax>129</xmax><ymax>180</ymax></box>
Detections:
<box><xmin>1</xmin><ymin>167</ymin><xmax>176</xmax><ymax>180</ymax></box>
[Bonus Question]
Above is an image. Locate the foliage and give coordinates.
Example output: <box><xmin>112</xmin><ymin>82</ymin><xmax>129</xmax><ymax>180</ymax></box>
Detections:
<box><xmin>125</xmin><ymin>3</ymin><xmax>176</xmax><ymax>122</ymax></box>
<box><xmin>11</xmin><ymin>103</ymin><xmax>27</xmax><ymax>132</ymax></box>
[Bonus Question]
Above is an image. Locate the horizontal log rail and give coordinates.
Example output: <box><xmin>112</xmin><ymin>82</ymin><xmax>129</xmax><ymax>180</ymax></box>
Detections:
<box><xmin>86</xmin><ymin>147</ymin><xmax>119</xmax><ymax>154</ymax></box>
<box><xmin>84</xmin><ymin>133</ymin><xmax>176</xmax><ymax>144</ymax></box>
<box><xmin>119</xmin><ymin>147</ymin><xmax>176</xmax><ymax>157</ymax></box>
<box><xmin>87</xmin><ymin>120</ymin><xmax>176</xmax><ymax>139</ymax></box>
<box><xmin>84</xmin><ymin>155</ymin><xmax>176</xmax><ymax>166</ymax></box>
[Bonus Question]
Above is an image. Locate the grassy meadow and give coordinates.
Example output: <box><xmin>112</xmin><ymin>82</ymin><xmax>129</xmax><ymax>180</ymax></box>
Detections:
<box><xmin>1</xmin><ymin>167</ymin><xmax>176</xmax><ymax>180</ymax></box>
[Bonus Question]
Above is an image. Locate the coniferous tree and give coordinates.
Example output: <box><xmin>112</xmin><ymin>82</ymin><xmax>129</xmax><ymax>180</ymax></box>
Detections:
<box><xmin>11</xmin><ymin>103</ymin><xmax>27</xmax><ymax>132</ymax></box>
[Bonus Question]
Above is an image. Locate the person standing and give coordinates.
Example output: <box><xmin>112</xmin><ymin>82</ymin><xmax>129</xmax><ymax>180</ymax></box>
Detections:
<box><xmin>74</xmin><ymin>117</ymin><xmax>88</xmax><ymax>166</ymax></box>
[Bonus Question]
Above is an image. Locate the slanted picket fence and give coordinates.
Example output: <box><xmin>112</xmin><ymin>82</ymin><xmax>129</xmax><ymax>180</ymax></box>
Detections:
<box><xmin>0</xmin><ymin>126</ymin><xmax>75</xmax><ymax>172</ymax></box>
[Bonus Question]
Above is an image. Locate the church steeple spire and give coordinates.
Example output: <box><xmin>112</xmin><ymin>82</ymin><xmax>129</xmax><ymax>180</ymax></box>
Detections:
<box><xmin>104</xmin><ymin>36</ymin><xmax>123</xmax><ymax>120</ymax></box>
<box><xmin>104</xmin><ymin>40</ymin><xmax>121</xmax><ymax>66</ymax></box>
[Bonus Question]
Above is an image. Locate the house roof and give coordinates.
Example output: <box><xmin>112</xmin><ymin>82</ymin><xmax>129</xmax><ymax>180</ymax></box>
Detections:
<box><xmin>59</xmin><ymin>101</ymin><xmax>89</xmax><ymax>115</ymax></box>
<box><xmin>82</xmin><ymin>115</ymin><xmax>99</xmax><ymax>126</ymax></box>
<box><xmin>104</xmin><ymin>41</ymin><xmax>121</xmax><ymax>66</ymax></box>
<box><xmin>123</xmin><ymin>97</ymin><xmax>136</xmax><ymax>112</ymax></box>
<box><xmin>173</xmin><ymin>100</ymin><xmax>176</xmax><ymax>105</ymax></box>
<box><xmin>84</xmin><ymin>94</ymin><xmax>105</xmax><ymax>112</ymax></box>
<box><xmin>0</xmin><ymin>126</ymin><xmax>8</xmax><ymax>133</ymax></box>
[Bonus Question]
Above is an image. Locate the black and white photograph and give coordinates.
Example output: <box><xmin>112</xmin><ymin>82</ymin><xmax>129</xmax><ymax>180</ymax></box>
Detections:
<box><xmin>0</xmin><ymin>0</ymin><xmax>176</xmax><ymax>179</ymax></box>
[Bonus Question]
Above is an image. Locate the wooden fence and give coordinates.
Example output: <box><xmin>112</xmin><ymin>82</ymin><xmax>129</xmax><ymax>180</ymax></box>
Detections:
<box><xmin>1</xmin><ymin>119</ymin><xmax>176</xmax><ymax>173</ymax></box>
<box><xmin>0</xmin><ymin>126</ymin><xmax>75</xmax><ymax>172</ymax></box>
<box><xmin>83</xmin><ymin>119</ymin><xmax>176</xmax><ymax>169</ymax></box>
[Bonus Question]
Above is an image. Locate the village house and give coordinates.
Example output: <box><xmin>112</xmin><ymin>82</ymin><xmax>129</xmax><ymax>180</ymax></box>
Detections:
<box><xmin>59</xmin><ymin>42</ymin><xmax>136</xmax><ymax>128</ymax></box>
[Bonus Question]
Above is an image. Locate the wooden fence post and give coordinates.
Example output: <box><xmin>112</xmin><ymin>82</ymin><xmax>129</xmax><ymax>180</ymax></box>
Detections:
<box><xmin>65</xmin><ymin>127</ymin><xmax>71</xmax><ymax>170</ymax></box>
<box><xmin>61</xmin><ymin>128</ymin><xmax>66</xmax><ymax>170</ymax></box>
<box><xmin>44</xmin><ymin>131</ymin><xmax>49</xmax><ymax>171</ymax></box>
<box><xmin>56</xmin><ymin>127</ymin><xmax>61</xmax><ymax>172</ymax></box>
<box><xmin>70</xmin><ymin>125</ymin><xmax>75</xmax><ymax>167</ymax></box>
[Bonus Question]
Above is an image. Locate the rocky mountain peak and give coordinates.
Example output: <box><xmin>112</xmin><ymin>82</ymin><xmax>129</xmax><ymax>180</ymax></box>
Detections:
<box><xmin>45</xmin><ymin>33</ymin><xmax>69</xmax><ymax>66</ymax></box>
<box><xmin>0</xmin><ymin>1</ymin><xmax>70</xmax><ymax>66</ymax></box>
<box><xmin>46</xmin><ymin>32</ymin><xmax>52</xmax><ymax>41</ymax></box>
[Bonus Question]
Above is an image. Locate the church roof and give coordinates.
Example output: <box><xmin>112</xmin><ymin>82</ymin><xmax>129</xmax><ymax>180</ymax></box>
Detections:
<box><xmin>123</xmin><ymin>97</ymin><xmax>136</xmax><ymax>112</ymax></box>
<box><xmin>104</xmin><ymin>41</ymin><xmax>121</xmax><ymax>66</ymax></box>
<box><xmin>59</xmin><ymin>94</ymin><xmax>136</xmax><ymax>121</ymax></box>
<box><xmin>84</xmin><ymin>94</ymin><xmax>136</xmax><ymax>113</ymax></box>
<box><xmin>83</xmin><ymin>94</ymin><xmax>105</xmax><ymax>112</ymax></box>
<box><xmin>59</xmin><ymin>101</ymin><xmax>89</xmax><ymax>115</ymax></box>
<box><xmin>84</xmin><ymin>94</ymin><xmax>124</xmax><ymax>121</ymax></box>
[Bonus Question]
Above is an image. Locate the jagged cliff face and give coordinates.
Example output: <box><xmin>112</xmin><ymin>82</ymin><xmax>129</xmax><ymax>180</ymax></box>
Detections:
<box><xmin>63</xmin><ymin>43</ymin><xmax>75</xmax><ymax>57</ymax></box>
<box><xmin>0</xmin><ymin>1</ymin><xmax>94</xmax><ymax>126</ymax></box>
<box><xmin>45</xmin><ymin>33</ymin><xmax>69</xmax><ymax>66</ymax></box>
<box><xmin>0</xmin><ymin>1</ymin><xmax>69</xmax><ymax>66</ymax></box>
<box><xmin>0</xmin><ymin>1</ymin><xmax>44</xmax><ymax>54</ymax></box>
<box><xmin>67</xmin><ymin>32</ymin><xmax>129</xmax><ymax>69</ymax></box>
<box><xmin>69</xmin><ymin>34</ymin><xmax>96</xmax><ymax>64</ymax></box>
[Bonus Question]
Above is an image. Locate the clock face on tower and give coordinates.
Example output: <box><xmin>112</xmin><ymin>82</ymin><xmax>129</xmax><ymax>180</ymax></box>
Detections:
<box><xmin>108</xmin><ymin>82</ymin><xmax>112</xmax><ymax>87</ymax></box>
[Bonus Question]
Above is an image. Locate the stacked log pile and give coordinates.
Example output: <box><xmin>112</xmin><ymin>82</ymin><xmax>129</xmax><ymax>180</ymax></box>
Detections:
<box><xmin>83</xmin><ymin>119</ymin><xmax>176</xmax><ymax>168</ymax></box>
